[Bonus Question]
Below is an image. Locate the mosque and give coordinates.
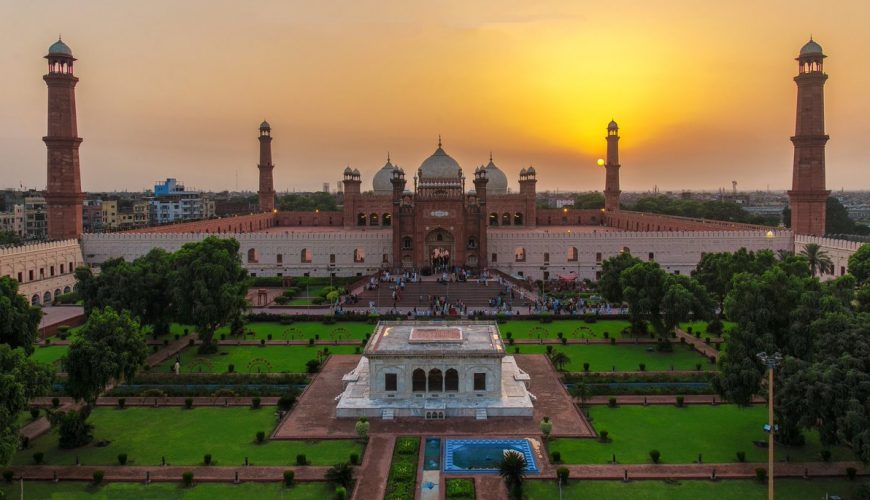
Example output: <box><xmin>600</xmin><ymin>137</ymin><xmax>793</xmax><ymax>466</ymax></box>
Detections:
<box><xmin>1</xmin><ymin>38</ymin><xmax>864</xmax><ymax>306</ymax></box>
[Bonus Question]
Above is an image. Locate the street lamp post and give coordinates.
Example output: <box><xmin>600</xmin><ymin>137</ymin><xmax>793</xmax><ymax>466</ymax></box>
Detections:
<box><xmin>757</xmin><ymin>351</ymin><xmax>782</xmax><ymax>500</ymax></box>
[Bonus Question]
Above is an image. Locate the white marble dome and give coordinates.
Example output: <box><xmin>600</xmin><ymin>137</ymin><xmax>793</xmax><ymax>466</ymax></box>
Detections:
<box><xmin>419</xmin><ymin>145</ymin><xmax>461</xmax><ymax>179</ymax></box>
<box><xmin>483</xmin><ymin>158</ymin><xmax>508</xmax><ymax>194</ymax></box>
<box><xmin>372</xmin><ymin>159</ymin><xmax>395</xmax><ymax>194</ymax></box>
<box><xmin>800</xmin><ymin>38</ymin><xmax>823</xmax><ymax>56</ymax></box>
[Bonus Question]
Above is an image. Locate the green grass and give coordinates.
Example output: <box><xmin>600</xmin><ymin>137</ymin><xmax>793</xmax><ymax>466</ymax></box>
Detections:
<box><xmin>30</xmin><ymin>345</ymin><xmax>68</xmax><ymax>366</ymax></box>
<box><xmin>514</xmin><ymin>343</ymin><xmax>713</xmax><ymax>372</ymax></box>
<box><xmin>0</xmin><ymin>481</ymin><xmax>338</xmax><ymax>499</ymax></box>
<box><xmin>384</xmin><ymin>436</ymin><xmax>420</xmax><ymax>500</ymax></box>
<box><xmin>156</xmin><ymin>346</ymin><xmax>359</xmax><ymax>374</ymax></box>
<box><xmin>501</xmin><ymin>320</ymin><xmax>633</xmax><ymax>340</ymax></box>
<box><xmin>215</xmin><ymin>321</ymin><xmax>374</xmax><ymax>341</ymax></box>
<box><xmin>679</xmin><ymin>320</ymin><xmax>736</xmax><ymax>336</ymax></box>
<box><xmin>524</xmin><ymin>478</ymin><xmax>868</xmax><ymax>499</ymax></box>
<box><xmin>445</xmin><ymin>478</ymin><xmax>475</xmax><ymax>499</ymax></box>
<box><xmin>12</xmin><ymin>407</ymin><xmax>362</xmax><ymax>467</ymax></box>
<box><xmin>549</xmin><ymin>405</ymin><xmax>855</xmax><ymax>464</ymax></box>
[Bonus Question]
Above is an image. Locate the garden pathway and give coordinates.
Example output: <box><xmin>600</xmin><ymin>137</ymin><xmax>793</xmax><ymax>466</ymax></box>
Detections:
<box><xmin>350</xmin><ymin>434</ymin><xmax>394</xmax><ymax>500</ymax></box>
<box><xmin>582</xmin><ymin>395</ymin><xmax>765</xmax><ymax>406</ymax></box>
<box><xmin>675</xmin><ymin>328</ymin><xmax>720</xmax><ymax>360</ymax></box>
<box><xmin>4</xmin><ymin>464</ymin><xmax>331</xmax><ymax>482</ymax></box>
<box><xmin>475</xmin><ymin>475</ymin><xmax>507</xmax><ymax>500</ymax></box>
<box><xmin>554</xmin><ymin>461</ymin><xmax>868</xmax><ymax>480</ymax></box>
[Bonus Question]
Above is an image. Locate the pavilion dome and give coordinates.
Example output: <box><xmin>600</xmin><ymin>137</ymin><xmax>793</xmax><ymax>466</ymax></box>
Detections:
<box><xmin>608</xmin><ymin>119</ymin><xmax>619</xmax><ymax>130</ymax></box>
<box><xmin>259</xmin><ymin>120</ymin><xmax>271</xmax><ymax>130</ymax></box>
<box><xmin>419</xmin><ymin>143</ymin><xmax>461</xmax><ymax>178</ymax></box>
<box><xmin>48</xmin><ymin>39</ymin><xmax>73</xmax><ymax>56</ymax></box>
<box><xmin>372</xmin><ymin>158</ymin><xmax>396</xmax><ymax>194</ymax></box>
<box><xmin>800</xmin><ymin>38</ymin><xmax>823</xmax><ymax>56</ymax></box>
<box><xmin>483</xmin><ymin>157</ymin><xmax>508</xmax><ymax>194</ymax></box>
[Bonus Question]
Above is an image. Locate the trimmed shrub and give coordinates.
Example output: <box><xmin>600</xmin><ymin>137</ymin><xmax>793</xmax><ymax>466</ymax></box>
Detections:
<box><xmin>638</xmin><ymin>363</ymin><xmax>646</xmax><ymax>372</ymax></box>
<box><xmin>117</xmin><ymin>398</ymin><xmax>126</xmax><ymax>409</ymax></box>
<box><xmin>514</xmin><ymin>347</ymin><xmax>520</xmax><ymax>354</ymax></box>
<box><xmin>847</xmin><ymin>467</ymin><xmax>857</xmax><ymax>480</ymax></box>
<box><xmin>203</xmin><ymin>454</ymin><xmax>212</xmax><ymax>465</ymax></box>
<box><xmin>92</xmin><ymin>470</ymin><xmax>104</xmax><ymax>485</ymax></box>
<box><xmin>736</xmin><ymin>451</ymin><xmax>746</xmax><ymax>462</ymax></box>
<box><xmin>550</xmin><ymin>451</ymin><xmax>561</xmax><ymax>463</ymax></box>
<box><xmin>51</xmin><ymin>397</ymin><xmax>60</xmax><ymax>409</ymax></box>
<box><xmin>583</xmin><ymin>362</ymin><xmax>590</xmax><ymax>372</ymax></box>
<box><xmin>184</xmin><ymin>398</ymin><xmax>193</xmax><ymax>409</ymax></box>
<box><xmin>117</xmin><ymin>453</ymin><xmax>128</xmax><ymax>465</ymax></box>
<box><xmin>557</xmin><ymin>466</ymin><xmax>569</xmax><ymax>485</ymax></box>
<box><xmin>283</xmin><ymin>470</ymin><xmax>295</xmax><ymax>486</ymax></box>
<box><xmin>32</xmin><ymin>452</ymin><xmax>44</xmax><ymax>464</ymax></box>
<box><xmin>350</xmin><ymin>453</ymin><xmax>359</xmax><ymax>465</ymax></box>
<box><xmin>755</xmin><ymin>468</ymin><xmax>767</xmax><ymax>482</ymax></box>
<box><xmin>608</xmin><ymin>397</ymin><xmax>617</xmax><ymax>408</ymax></box>
<box><xmin>256</xmin><ymin>431</ymin><xmax>266</xmax><ymax>444</ymax></box>
<box><xmin>227</xmin><ymin>364</ymin><xmax>235</xmax><ymax>373</ymax></box>
<box><xmin>252</xmin><ymin>397</ymin><xmax>261</xmax><ymax>409</ymax></box>
<box><xmin>20</xmin><ymin>436</ymin><xmax>29</xmax><ymax>449</ymax></box>
<box><xmin>649</xmin><ymin>449</ymin><xmax>661</xmax><ymax>464</ymax></box>
<box><xmin>188</xmin><ymin>338</ymin><xmax>194</xmax><ymax>346</ymax></box>
<box><xmin>695</xmin><ymin>363</ymin><xmax>702</xmax><ymax>371</ymax></box>
<box><xmin>610</xmin><ymin>337</ymin><xmax>616</xmax><ymax>345</ymax></box>
<box><xmin>308</xmin><ymin>338</ymin><xmax>315</xmax><ymax>346</ymax></box>
<box><xmin>267</xmin><ymin>334</ymin><xmax>273</xmax><ymax>341</ymax></box>
<box><xmin>599</xmin><ymin>430</ymin><xmax>609</xmax><ymax>443</ymax></box>
<box><xmin>821</xmin><ymin>449</ymin><xmax>832</xmax><ymax>462</ymax></box>
<box><xmin>296</xmin><ymin>454</ymin><xmax>307</xmax><ymax>466</ymax></box>
<box><xmin>675</xmin><ymin>396</ymin><xmax>685</xmax><ymax>408</ymax></box>
<box><xmin>182</xmin><ymin>471</ymin><xmax>194</xmax><ymax>487</ymax></box>
<box><xmin>561</xmin><ymin>337</ymin><xmax>567</xmax><ymax>345</ymax></box>
<box><xmin>278</xmin><ymin>393</ymin><xmax>297</xmax><ymax>412</ymax></box>
<box><xmin>260</xmin><ymin>339</ymin><xmax>266</xmax><ymax>346</ymax></box>
<box><xmin>2</xmin><ymin>470</ymin><xmax>13</xmax><ymax>483</ymax></box>
<box><xmin>335</xmin><ymin>486</ymin><xmax>347</xmax><ymax>500</ymax></box>
<box><xmin>29</xmin><ymin>407</ymin><xmax>40</xmax><ymax>420</ymax></box>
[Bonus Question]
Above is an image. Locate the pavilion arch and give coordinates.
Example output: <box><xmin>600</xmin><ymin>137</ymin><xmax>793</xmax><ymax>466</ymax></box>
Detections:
<box><xmin>515</xmin><ymin>247</ymin><xmax>526</xmax><ymax>262</ymax></box>
<box><xmin>514</xmin><ymin>212</ymin><xmax>523</xmax><ymax>225</ymax></box>
<box><xmin>445</xmin><ymin>368</ymin><xmax>459</xmax><ymax>391</ymax></box>
<box><xmin>382</xmin><ymin>213</ymin><xmax>391</xmax><ymax>226</ymax></box>
<box><xmin>489</xmin><ymin>212</ymin><xmax>499</xmax><ymax>226</ymax></box>
<box><xmin>43</xmin><ymin>291</ymin><xmax>51</xmax><ymax>304</ymax></box>
<box><xmin>247</xmin><ymin>248</ymin><xmax>259</xmax><ymax>263</ymax></box>
<box><xmin>428</xmin><ymin>369</ymin><xmax>443</xmax><ymax>392</ymax></box>
<box><xmin>412</xmin><ymin>369</ymin><xmax>426</xmax><ymax>392</ymax></box>
<box><xmin>357</xmin><ymin>213</ymin><xmax>367</xmax><ymax>226</ymax></box>
<box><xmin>369</xmin><ymin>213</ymin><xmax>379</xmax><ymax>226</ymax></box>
<box><xmin>567</xmin><ymin>246</ymin><xmax>578</xmax><ymax>262</ymax></box>
<box><xmin>301</xmin><ymin>248</ymin><xmax>312</xmax><ymax>264</ymax></box>
<box><xmin>54</xmin><ymin>289</ymin><xmax>61</xmax><ymax>299</ymax></box>
<box><xmin>63</xmin><ymin>286</ymin><xmax>71</xmax><ymax>294</ymax></box>
<box><xmin>502</xmin><ymin>213</ymin><xmax>512</xmax><ymax>225</ymax></box>
<box><xmin>31</xmin><ymin>294</ymin><xmax>39</xmax><ymax>305</ymax></box>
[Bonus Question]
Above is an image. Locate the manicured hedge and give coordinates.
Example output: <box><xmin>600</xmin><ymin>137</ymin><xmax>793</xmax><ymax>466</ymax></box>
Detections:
<box><xmin>384</xmin><ymin>436</ymin><xmax>420</xmax><ymax>500</ymax></box>
<box><xmin>445</xmin><ymin>478</ymin><xmax>475</xmax><ymax>499</ymax></box>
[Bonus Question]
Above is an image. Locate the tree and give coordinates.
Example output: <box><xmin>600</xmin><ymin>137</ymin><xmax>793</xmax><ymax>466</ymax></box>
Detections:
<box><xmin>598</xmin><ymin>253</ymin><xmax>642</xmax><ymax>303</ymax></box>
<box><xmin>277</xmin><ymin>192</ymin><xmax>338</xmax><ymax>212</ymax></box>
<box><xmin>0</xmin><ymin>277</ymin><xmax>43</xmax><ymax>354</ymax></box>
<box><xmin>170</xmin><ymin>237</ymin><xmax>249</xmax><ymax>353</ymax></box>
<box><xmin>325</xmin><ymin>462</ymin><xmax>353</xmax><ymax>489</ymax></box>
<box><xmin>693</xmin><ymin>249</ymin><xmax>776</xmax><ymax>315</ymax></box>
<box><xmin>800</xmin><ymin>243</ymin><xmax>833</xmax><ymax>277</ymax></box>
<box><xmin>620</xmin><ymin>262</ymin><xmax>668</xmax><ymax>335</ymax></box>
<box><xmin>574</xmin><ymin>192</ymin><xmax>605</xmax><ymax>209</ymax></box>
<box><xmin>0</xmin><ymin>345</ymin><xmax>52</xmax><ymax>464</ymax></box>
<box><xmin>848</xmin><ymin>244</ymin><xmax>870</xmax><ymax>284</ymax></box>
<box><xmin>0</xmin><ymin>231</ymin><xmax>21</xmax><ymax>246</ymax></box>
<box><xmin>826</xmin><ymin>197</ymin><xmax>869</xmax><ymax>236</ymax></box>
<box><xmin>499</xmin><ymin>449</ymin><xmax>527</xmax><ymax>500</ymax></box>
<box><xmin>549</xmin><ymin>351</ymin><xmax>570</xmax><ymax>371</ymax></box>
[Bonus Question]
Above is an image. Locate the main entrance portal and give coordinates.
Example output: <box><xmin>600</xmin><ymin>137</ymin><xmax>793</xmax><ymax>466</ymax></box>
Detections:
<box><xmin>426</xmin><ymin>229</ymin><xmax>454</xmax><ymax>273</ymax></box>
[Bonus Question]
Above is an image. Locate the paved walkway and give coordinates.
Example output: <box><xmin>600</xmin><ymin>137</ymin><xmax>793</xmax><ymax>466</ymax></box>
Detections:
<box><xmin>554</xmin><ymin>461</ymin><xmax>868</xmax><ymax>480</ymax></box>
<box><xmin>476</xmin><ymin>475</ymin><xmax>507</xmax><ymax>500</ymax></box>
<box><xmin>583</xmin><ymin>395</ymin><xmax>765</xmax><ymax>406</ymax></box>
<box><xmin>675</xmin><ymin>327</ymin><xmax>721</xmax><ymax>360</ymax></box>
<box><xmin>350</xmin><ymin>434</ymin><xmax>394</xmax><ymax>500</ymax></box>
<box><xmin>30</xmin><ymin>396</ymin><xmax>281</xmax><ymax>408</ymax></box>
<box><xmin>4</xmin><ymin>465</ymin><xmax>331</xmax><ymax>482</ymax></box>
<box><xmin>144</xmin><ymin>334</ymin><xmax>194</xmax><ymax>367</ymax></box>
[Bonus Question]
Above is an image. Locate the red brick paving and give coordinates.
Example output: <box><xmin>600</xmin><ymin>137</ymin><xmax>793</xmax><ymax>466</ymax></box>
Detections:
<box><xmin>675</xmin><ymin>327</ymin><xmax>721</xmax><ymax>360</ymax></box>
<box><xmin>350</xmin><ymin>434</ymin><xmax>394</xmax><ymax>500</ymax></box>
<box><xmin>583</xmin><ymin>395</ymin><xmax>765</xmax><ymax>406</ymax></box>
<box><xmin>5</xmin><ymin>465</ymin><xmax>331</xmax><ymax>483</ymax></box>
<box><xmin>476</xmin><ymin>475</ymin><xmax>507</xmax><ymax>500</ymax></box>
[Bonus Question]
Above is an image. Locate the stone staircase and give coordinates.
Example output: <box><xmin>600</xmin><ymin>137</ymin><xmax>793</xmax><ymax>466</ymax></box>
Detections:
<box><xmin>381</xmin><ymin>408</ymin><xmax>394</xmax><ymax>420</ymax></box>
<box><xmin>475</xmin><ymin>408</ymin><xmax>488</xmax><ymax>420</ymax></box>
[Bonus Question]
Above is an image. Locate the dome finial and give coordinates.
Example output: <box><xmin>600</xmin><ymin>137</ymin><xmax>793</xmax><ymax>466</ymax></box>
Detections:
<box><xmin>489</xmin><ymin>151</ymin><xmax>493</xmax><ymax>162</ymax></box>
<box><xmin>438</xmin><ymin>134</ymin><xmax>442</xmax><ymax>148</ymax></box>
<box><xmin>387</xmin><ymin>151</ymin><xmax>390</xmax><ymax>162</ymax></box>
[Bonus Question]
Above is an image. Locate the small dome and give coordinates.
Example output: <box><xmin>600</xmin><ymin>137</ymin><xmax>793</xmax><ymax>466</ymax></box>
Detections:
<box><xmin>344</xmin><ymin>166</ymin><xmax>353</xmax><ymax>174</ymax></box>
<box><xmin>800</xmin><ymin>38</ymin><xmax>823</xmax><ymax>56</ymax></box>
<box><xmin>372</xmin><ymin>158</ymin><xmax>395</xmax><ymax>194</ymax></box>
<box><xmin>527</xmin><ymin>166</ymin><xmax>536</xmax><ymax>175</ymax></box>
<box><xmin>48</xmin><ymin>39</ymin><xmax>73</xmax><ymax>57</ymax></box>
<box><xmin>419</xmin><ymin>143</ymin><xmax>462</xmax><ymax>178</ymax></box>
<box><xmin>520</xmin><ymin>167</ymin><xmax>527</xmax><ymax>175</ymax></box>
<box><xmin>483</xmin><ymin>157</ymin><xmax>508</xmax><ymax>195</ymax></box>
<box><xmin>259</xmin><ymin>120</ymin><xmax>271</xmax><ymax>130</ymax></box>
<box><xmin>352</xmin><ymin>168</ymin><xmax>360</xmax><ymax>176</ymax></box>
<box><xmin>608</xmin><ymin>119</ymin><xmax>619</xmax><ymax>130</ymax></box>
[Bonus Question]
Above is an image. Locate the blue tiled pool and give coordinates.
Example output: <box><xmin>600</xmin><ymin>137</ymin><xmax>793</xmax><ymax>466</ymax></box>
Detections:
<box><xmin>424</xmin><ymin>437</ymin><xmax>441</xmax><ymax>470</ymax></box>
<box><xmin>443</xmin><ymin>439</ymin><xmax>539</xmax><ymax>474</ymax></box>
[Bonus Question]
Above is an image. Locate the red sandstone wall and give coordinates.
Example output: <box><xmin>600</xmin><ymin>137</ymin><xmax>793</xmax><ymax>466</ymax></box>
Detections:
<box><xmin>124</xmin><ymin>213</ymin><xmax>276</xmax><ymax>234</ymax></box>
<box><xmin>536</xmin><ymin>209</ymin><xmax>604</xmax><ymax>226</ymax></box>
<box><xmin>274</xmin><ymin>211</ymin><xmax>343</xmax><ymax>227</ymax></box>
<box><xmin>605</xmin><ymin>211</ymin><xmax>770</xmax><ymax>232</ymax></box>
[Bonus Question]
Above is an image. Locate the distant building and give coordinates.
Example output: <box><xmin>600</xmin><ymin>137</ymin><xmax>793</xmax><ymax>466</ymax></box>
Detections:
<box><xmin>150</xmin><ymin>178</ymin><xmax>214</xmax><ymax>225</ymax></box>
<box><xmin>82</xmin><ymin>199</ymin><xmax>103</xmax><ymax>232</ymax></box>
<box><xmin>24</xmin><ymin>196</ymin><xmax>47</xmax><ymax>240</ymax></box>
<box><xmin>0</xmin><ymin>205</ymin><xmax>24</xmax><ymax>237</ymax></box>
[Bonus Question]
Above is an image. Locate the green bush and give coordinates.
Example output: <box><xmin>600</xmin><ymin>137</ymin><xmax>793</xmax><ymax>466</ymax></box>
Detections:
<box><xmin>203</xmin><ymin>453</ymin><xmax>212</xmax><ymax>466</ymax></box>
<box><xmin>53</xmin><ymin>409</ymin><xmax>93</xmax><ymax>449</ymax></box>
<box><xmin>184</xmin><ymin>398</ymin><xmax>193</xmax><ymax>409</ymax></box>
<box><xmin>350</xmin><ymin>453</ymin><xmax>359</xmax><ymax>465</ymax></box>
<box><xmin>283</xmin><ymin>470</ymin><xmax>294</xmax><ymax>486</ymax></box>
<box><xmin>847</xmin><ymin>467</ymin><xmax>857</xmax><ymax>480</ymax></box>
<box><xmin>820</xmin><ymin>449</ymin><xmax>832</xmax><ymax>462</ymax></box>
<box><xmin>117</xmin><ymin>453</ymin><xmax>128</xmax><ymax>465</ymax></box>
<box><xmin>296</xmin><ymin>454</ymin><xmax>307</xmax><ymax>466</ymax></box>
<box><xmin>32</xmin><ymin>452</ymin><xmax>44</xmax><ymax>464</ymax></box>
<box><xmin>182</xmin><ymin>471</ymin><xmax>194</xmax><ymax>487</ymax></box>
<box><xmin>583</xmin><ymin>362</ymin><xmax>590</xmax><ymax>372</ymax></box>
<box><xmin>256</xmin><ymin>431</ymin><xmax>266</xmax><ymax>444</ymax></box>
<box><xmin>638</xmin><ymin>363</ymin><xmax>646</xmax><ymax>372</ymax></box>
<box><xmin>445</xmin><ymin>478</ymin><xmax>476</xmax><ymax>499</ymax></box>
<box><xmin>736</xmin><ymin>451</ymin><xmax>746</xmax><ymax>462</ymax></box>
<box><xmin>278</xmin><ymin>393</ymin><xmax>297</xmax><ymax>411</ymax></box>
<box><xmin>29</xmin><ymin>407</ymin><xmax>40</xmax><ymax>420</ymax></box>
<box><xmin>755</xmin><ymin>468</ymin><xmax>767</xmax><ymax>482</ymax></box>
<box><xmin>227</xmin><ymin>364</ymin><xmax>235</xmax><ymax>373</ymax></box>
<box><xmin>385</xmin><ymin>436</ymin><xmax>420</xmax><ymax>500</ymax></box>
<box><xmin>252</xmin><ymin>397</ymin><xmax>261</xmax><ymax>409</ymax></box>
<box><xmin>557</xmin><ymin>466</ymin><xmax>570</xmax><ymax>485</ymax></box>
<box><xmin>51</xmin><ymin>397</ymin><xmax>60</xmax><ymax>409</ymax></box>
<box><xmin>117</xmin><ymin>398</ymin><xmax>126</xmax><ymax>409</ymax></box>
<box><xmin>550</xmin><ymin>451</ymin><xmax>561</xmax><ymax>463</ymax></box>
<box><xmin>675</xmin><ymin>396</ymin><xmax>685</xmax><ymax>407</ymax></box>
<box><xmin>396</xmin><ymin>437</ymin><xmax>419</xmax><ymax>455</ymax></box>
<box><xmin>92</xmin><ymin>470</ymin><xmax>104</xmax><ymax>485</ymax></box>
<box><xmin>608</xmin><ymin>397</ymin><xmax>617</xmax><ymax>408</ymax></box>
<box><xmin>649</xmin><ymin>449</ymin><xmax>661</xmax><ymax>464</ymax></box>
<box><xmin>599</xmin><ymin>430</ymin><xmax>609</xmax><ymax>443</ymax></box>
<box><xmin>334</xmin><ymin>486</ymin><xmax>347</xmax><ymax>500</ymax></box>
<box><xmin>2</xmin><ymin>470</ymin><xmax>13</xmax><ymax>483</ymax></box>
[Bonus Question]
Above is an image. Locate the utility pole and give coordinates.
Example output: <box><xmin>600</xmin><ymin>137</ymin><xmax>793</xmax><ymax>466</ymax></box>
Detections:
<box><xmin>757</xmin><ymin>351</ymin><xmax>782</xmax><ymax>500</ymax></box>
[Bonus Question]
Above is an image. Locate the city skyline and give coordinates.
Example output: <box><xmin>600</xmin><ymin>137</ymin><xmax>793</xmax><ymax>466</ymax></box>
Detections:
<box><xmin>2</xmin><ymin>1</ymin><xmax>870</xmax><ymax>193</ymax></box>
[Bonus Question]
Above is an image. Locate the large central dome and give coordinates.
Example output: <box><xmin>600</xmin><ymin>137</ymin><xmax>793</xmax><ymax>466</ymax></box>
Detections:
<box><xmin>419</xmin><ymin>144</ymin><xmax>462</xmax><ymax>178</ymax></box>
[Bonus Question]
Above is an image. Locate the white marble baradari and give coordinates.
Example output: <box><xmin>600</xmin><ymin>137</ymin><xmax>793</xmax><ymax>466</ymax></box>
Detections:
<box><xmin>336</xmin><ymin>321</ymin><xmax>534</xmax><ymax>419</ymax></box>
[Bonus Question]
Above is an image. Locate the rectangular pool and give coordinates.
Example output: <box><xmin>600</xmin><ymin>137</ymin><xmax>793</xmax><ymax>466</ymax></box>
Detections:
<box><xmin>424</xmin><ymin>437</ymin><xmax>441</xmax><ymax>470</ymax></box>
<box><xmin>443</xmin><ymin>439</ymin><xmax>539</xmax><ymax>474</ymax></box>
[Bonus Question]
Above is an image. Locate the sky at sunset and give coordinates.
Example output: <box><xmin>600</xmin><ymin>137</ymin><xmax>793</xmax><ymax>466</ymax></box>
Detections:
<box><xmin>1</xmin><ymin>0</ymin><xmax>869</xmax><ymax>193</ymax></box>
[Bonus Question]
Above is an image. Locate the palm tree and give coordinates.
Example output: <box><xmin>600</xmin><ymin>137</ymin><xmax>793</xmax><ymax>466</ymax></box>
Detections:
<box><xmin>549</xmin><ymin>351</ymin><xmax>571</xmax><ymax>371</ymax></box>
<box><xmin>325</xmin><ymin>462</ymin><xmax>353</xmax><ymax>489</ymax></box>
<box><xmin>499</xmin><ymin>450</ymin><xmax>527</xmax><ymax>500</ymax></box>
<box><xmin>800</xmin><ymin>243</ymin><xmax>833</xmax><ymax>277</ymax></box>
<box><xmin>776</xmin><ymin>249</ymin><xmax>794</xmax><ymax>261</ymax></box>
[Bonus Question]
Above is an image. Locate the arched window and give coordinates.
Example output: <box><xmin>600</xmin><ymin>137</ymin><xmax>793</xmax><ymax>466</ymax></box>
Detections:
<box><xmin>514</xmin><ymin>212</ymin><xmax>523</xmax><ymax>225</ymax></box>
<box><xmin>369</xmin><ymin>213</ymin><xmax>379</xmax><ymax>226</ymax></box>
<box><xmin>247</xmin><ymin>248</ymin><xmax>258</xmax><ymax>263</ymax></box>
<box><xmin>467</xmin><ymin>237</ymin><xmax>477</xmax><ymax>249</ymax></box>
<box><xmin>428</xmin><ymin>369</ymin><xmax>443</xmax><ymax>392</ymax></box>
<box><xmin>354</xmin><ymin>248</ymin><xmax>365</xmax><ymax>263</ymax></box>
<box><xmin>515</xmin><ymin>247</ymin><xmax>526</xmax><ymax>262</ymax></box>
<box><xmin>301</xmin><ymin>249</ymin><xmax>312</xmax><ymax>263</ymax></box>
<box><xmin>502</xmin><ymin>213</ymin><xmax>511</xmax><ymax>225</ymax></box>
<box><xmin>412</xmin><ymin>369</ymin><xmax>426</xmax><ymax>392</ymax></box>
<box><xmin>402</xmin><ymin>237</ymin><xmax>412</xmax><ymax>250</ymax></box>
<box><xmin>63</xmin><ymin>286</ymin><xmax>71</xmax><ymax>294</ymax></box>
<box><xmin>31</xmin><ymin>294</ymin><xmax>39</xmax><ymax>305</ymax></box>
<box><xmin>54</xmin><ymin>289</ymin><xmax>61</xmax><ymax>299</ymax></box>
<box><xmin>567</xmin><ymin>246</ymin><xmax>578</xmax><ymax>262</ymax></box>
<box><xmin>43</xmin><ymin>292</ymin><xmax>51</xmax><ymax>304</ymax></box>
<box><xmin>489</xmin><ymin>212</ymin><xmax>499</xmax><ymax>226</ymax></box>
<box><xmin>382</xmin><ymin>213</ymin><xmax>391</xmax><ymax>226</ymax></box>
<box><xmin>357</xmin><ymin>213</ymin><xmax>366</xmax><ymax>226</ymax></box>
<box><xmin>445</xmin><ymin>368</ymin><xmax>459</xmax><ymax>392</ymax></box>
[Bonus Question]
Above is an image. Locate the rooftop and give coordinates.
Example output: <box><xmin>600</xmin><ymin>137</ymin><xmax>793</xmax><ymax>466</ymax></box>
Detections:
<box><xmin>365</xmin><ymin>321</ymin><xmax>505</xmax><ymax>357</ymax></box>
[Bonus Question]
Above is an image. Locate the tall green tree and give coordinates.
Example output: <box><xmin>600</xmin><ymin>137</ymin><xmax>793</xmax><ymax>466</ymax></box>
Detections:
<box><xmin>620</xmin><ymin>262</ymin><xmax>667</xmax><ymax>334</ymax></box>
<box><xmin>0</xmin><ymin>231</ymin><xmax>21</xmax><ymax>246</ymax></box>
<box><xmin>170</xmin><ymin>237</ymin><xmax>249</xmax><ymax>353</ymax></box>
<box><xmin>499</xmin><ymin>450</ymin><xmax>527</xmax><ymax>500</ymax></box>
<box><xmin>597</xmin><ymin>252</ymin><xmax>642</xmax><ymax>303</ymax></box>
<box><xmin>693</xmin><ymin>249</ymin><xmax>776</xmax><ymax>315</ymax></box>
<box><xmin>848</xmin><ymin>244</ymin><xmax>870</xmax><ymax>284</ymax></box>
<box><xmin>800</xmin><ymin>243</ymin><xmax>833</xmax><ymax>277</ymax></box>
<box><xmin>574</xmin><ymin>192</ymin><xmax>605</xmax><ymax>209</ymax></box>
<box><xmin>0</xmin><ymin>277</ymin><xmax>43</xmax><ymax>354</ymax></box>
<box><xmin>826</xmin><ymin>197</ymin><xmax>870</xmax><ymax>236</ymax></box>
<box><xmin>0</xmin><ymin>345</ymin><xmax>53</xmax><ymax>464</ymax></box>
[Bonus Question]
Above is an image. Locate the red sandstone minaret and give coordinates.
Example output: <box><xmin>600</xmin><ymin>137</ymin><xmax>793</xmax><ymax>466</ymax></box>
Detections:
<box><xmin>604</xmin><ymin>120</ymin><xmax>621</xmax><ymax>212</ymax></box>
<box><xmin>257</xmin><ymin>121</ymin><xmax>276</xmax><ymax>212</ymax></box>
<box><xmin>43</xmin><ymin>38</ymin><xmax>84</xmax><ymax>241</ymax></box>
<box><xmin>787</xmin><ymin>38</ymin><xmax>830</xmax><ymax>236</ymax></box>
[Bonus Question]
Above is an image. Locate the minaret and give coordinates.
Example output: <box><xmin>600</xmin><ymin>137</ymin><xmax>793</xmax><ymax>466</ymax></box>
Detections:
<box><xmin>43</xmin><ymin>38</ymin><xmax>84</xmax><ymax>241</ymax></box>
<box><xmin>604</xmin><ymin>120</ymin><xmax>621</xmax><ymax>211</ymax></box>
<box><xmin>341</xmin><ymin>167</ymin><xmax>361</xmax><ymax>228</ymax></box>
<box><xmin>787</xmin><ymin>38</ymin><xmax>830</xmax><ymax>236</ymax></box>
<box><xmin>473</xmin><ymin>166</ymin><xmax>489</xmax><ymax>269</ymax></box>
<box><xmin>390</xmin><ymin>165</ymin><xmax>406</xmax><ymax>269</ymax></box>
<box><xmin>257</xmin><ymin>121</ymin><xmax>276</xmax><ymax>213</ymax></box>
<box><xmin>518</xmin><ymin>166</ymin><xmax>537</xmax><ymax>227</ymax></box>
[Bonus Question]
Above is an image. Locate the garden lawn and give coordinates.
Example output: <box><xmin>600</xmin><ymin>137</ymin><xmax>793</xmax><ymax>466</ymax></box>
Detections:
<box><xmin>514</xmin><ymin>343</ymin><xmax>713</xmax><ymax>372</ymax></box>
<box><xmin>156</xmin><ymin>345</ymin><xmax>359</xmax><ymax>374</ymax></box>
<box><xmin>215</xmin><ymin>321</ymin><xmax>373</xmax><ymax>341</ymax></box>
<box><xmin>549</xmin><ymin>405</ymin><xmax>854</xmax><ymax>464</ymax></box>
<box><xmin>30</xmin><ymin>345</ymin><xmax>68</xmax><ymax>367</ymax></box>
<box><xmin>384</xmin><ymin>436</ymin><xmax>420</xmax><ymax>500</ymax></box>
<box><xmin>679</xmin><ymin>320</ymin><xmax>736</xmax><ymax>336</ymax></box>
<box><xmin>501</xmin><ymin>320</ymin><xmax>632</xmax><ymax>340</ymax></box>
<box><xmin>0</xmin><ymin>481</ymin><xmax>337</xmax><ymax>499</ymax></box>
<box><xmin>524</xmin><ymin>478</ymin><xmax>868</xmax><ymax>500</ymax></box>
<box><xmin>11</xmin><ymin>407</ymin><xmax>362</xmax><ymax>466</ymax></box>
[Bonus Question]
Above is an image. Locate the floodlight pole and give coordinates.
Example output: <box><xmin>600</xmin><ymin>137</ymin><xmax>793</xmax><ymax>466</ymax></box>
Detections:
<box><xmin>757</xmin><ymin>351</ymin><xmax>782</xmax><ymax>500</ymax></box>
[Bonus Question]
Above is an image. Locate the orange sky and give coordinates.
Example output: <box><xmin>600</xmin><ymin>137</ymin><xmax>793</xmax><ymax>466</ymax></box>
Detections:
<box><xmin>1</xmin><ymin>0</ymin><xmax>869</xmax><ymax>193</ymax></box>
